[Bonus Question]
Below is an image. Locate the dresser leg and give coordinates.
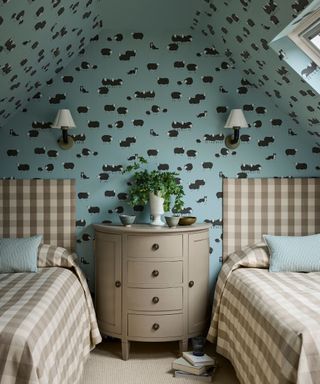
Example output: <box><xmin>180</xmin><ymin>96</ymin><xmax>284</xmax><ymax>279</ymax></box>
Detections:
<box><xmin>121</xmin><ymin>340</ymin><xmax>130</xmax><ymax>360</ymax></box>
<box><xmin>179</xmin><ymin>339</ymin><xmax>188</xmax><ymax>353</ymax></box>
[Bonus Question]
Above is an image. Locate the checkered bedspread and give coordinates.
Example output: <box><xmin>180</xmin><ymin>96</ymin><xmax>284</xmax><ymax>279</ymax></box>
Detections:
<box><xmin>207</xmin><ymin>245</ymin><xmax>320</xmax><ymax>384</ymax></box>
<box><xmin>0</xmin><ymin>254</ymin><xmax>101</xmax><ymax>384</ymax></box>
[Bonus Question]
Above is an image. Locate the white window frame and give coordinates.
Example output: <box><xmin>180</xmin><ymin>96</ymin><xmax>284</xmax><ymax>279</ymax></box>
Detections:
<box><xmin>289</xmin><ymin>8</ymin><xmax>320</xmax><ymax>67</ymax></box>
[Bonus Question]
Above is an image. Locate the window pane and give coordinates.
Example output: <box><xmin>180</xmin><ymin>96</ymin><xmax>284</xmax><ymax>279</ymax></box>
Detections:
<box><xmin>310</xmin><ymin>32</ymin><xmax>320</xmax><ymax>49</ymax></box>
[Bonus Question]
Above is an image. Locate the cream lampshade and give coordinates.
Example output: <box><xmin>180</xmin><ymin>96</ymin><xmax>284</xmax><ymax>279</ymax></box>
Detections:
<box><xmin>51</xmin><ymin>109</ymin><xmax>76</xmax><ymax>150</ymax></box>
<box><xmin>224</xmin><ymin>108</ymin><xmax>248</xmax><ymax>149</ymax></box>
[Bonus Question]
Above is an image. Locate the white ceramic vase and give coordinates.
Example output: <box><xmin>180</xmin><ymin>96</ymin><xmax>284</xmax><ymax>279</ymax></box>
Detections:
<box><xmin>149</xmin><ymin>192</ymin><xmax>165</xmax><ymax>226</ymax></box>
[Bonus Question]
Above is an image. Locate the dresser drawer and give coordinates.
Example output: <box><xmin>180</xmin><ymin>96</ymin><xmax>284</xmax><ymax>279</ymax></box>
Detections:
<box><xmin>128</xmin><ymin>314</ymin><xmax>183</xmax><ymax>338</ymax></box>
<box><xmin>127</xmin><ymin>260</ymin><xmax>183</xmax><ymax>285</ymax></box>
<box><xmin>127</xmin><ymin>235</ymin><xmax>183</xmax><ymax>259</ymax></box>
<box><xmin>127</xmin><ymin>287</ymin><xmax>183</xmax><ymax>311</ymax></box>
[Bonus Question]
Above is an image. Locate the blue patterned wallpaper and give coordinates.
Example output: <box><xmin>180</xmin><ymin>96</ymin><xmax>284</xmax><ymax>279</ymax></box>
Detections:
<box><xmin>0</xmin><ymin>0</ymin><xmax>102</xmax><ymax>128</ymax></box>
<box><xmin>270</xmin><ymin>0</ymin><xmax>320</xmax><ymax>95</ymax></box>
<box><xmin>192</xmin><ymin>0</ymin><xmax>320</xmax><ymax>132</ymax></box>
<box><xmin>1</xmin><ymin>0</ymin><xmax>319</xmax><ymax>292</ymax></box>
<box><xmin>1</xmin><ymin>28</ymin><xmax>318</xmax><ymax>291</ymax></box>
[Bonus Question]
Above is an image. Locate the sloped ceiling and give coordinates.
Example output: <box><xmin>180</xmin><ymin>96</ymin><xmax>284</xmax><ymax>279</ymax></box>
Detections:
<box><xmin>98</xmin><ymin>0</ymin><xmax>201</xmax><ymax>31</ymax></box>
<box><xmin>1</xmin><ymin>0</ymin><xmax>319</xmax><ymax>135</ymax></box>
<box><xmin>0</xmin><ymin>0</ymin><xmax>206</xmax><ymax>129</ymax></box>
<box><xmin>0</xmin><ymin>0</ymin><xmax>102</xmax><ymax>128</ymax></box>
<box><xmin>1</xmin><ymin>0</ymin><xmax>319</xmax><ymax>287</ymax></box>
<box><xmin>191</xmin><ymin>0</ymin><xmax>320</xmax><ymax>135</ymax></box>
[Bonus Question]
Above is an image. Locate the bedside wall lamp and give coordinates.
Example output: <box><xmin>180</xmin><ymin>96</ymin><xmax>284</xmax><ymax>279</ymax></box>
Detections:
<box><xmin>224</xmin><ymin>108</ymin><xmax>248</xmax><ymax>149</ymax></box>
<box><xmin>51</xmin><ymin>109</ymin><xmax>76</xmax><ymax>150</ymax></box>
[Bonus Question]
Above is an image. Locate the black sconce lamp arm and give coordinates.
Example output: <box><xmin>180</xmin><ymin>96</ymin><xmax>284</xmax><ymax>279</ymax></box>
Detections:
<box><xmin>61</xmin><ymin>127</ymin><xmax>69</xmax><ymax>143</ymax></box>
<box><xmin>231</xmin><ymin>127</ymin><xmax>240</xmax><ymax>144</ymax></box>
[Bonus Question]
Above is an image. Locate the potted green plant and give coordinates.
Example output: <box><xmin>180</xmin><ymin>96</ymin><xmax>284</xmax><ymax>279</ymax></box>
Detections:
<box><xmin>123</xmin><ymin>156</ymin><xmax>185</xmax><ymax>225</ymax></box>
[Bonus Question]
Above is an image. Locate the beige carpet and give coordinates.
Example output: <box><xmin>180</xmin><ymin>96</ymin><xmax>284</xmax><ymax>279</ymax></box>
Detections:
<box><xmin>80</xmin><ymin>339</ymin><xmax>239</xmax><ymax>384</ymax></box>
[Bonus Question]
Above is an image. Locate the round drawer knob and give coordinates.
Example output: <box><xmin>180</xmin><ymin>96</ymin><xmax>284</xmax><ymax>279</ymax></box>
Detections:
<box><xmin>189</xmin><ymin>280</ymin><xmax>194</xmax><ymax>288</ymax></box>
<box><xmin>115</xmin><ymin>280</ymin><xmax>121</xmax><ymax>288</ymax></box>
<box><xmin>152</xmin><ymin>243</ymin><xmax>159</xmax><ymax>251</ymax></box>
<box><xmin>152</xmin><ymin>296</ymin><xmax>159</xmax><ymax>304</ymax></box>
<box><xmin>152</xmin><ymin>323</ymin><xmax>160</xmax><ymax>331</ymax></box>
<box><xmin>152</xmin><ymin>270</ymin><xmax>159</xmax><ymax>277</ymax></box>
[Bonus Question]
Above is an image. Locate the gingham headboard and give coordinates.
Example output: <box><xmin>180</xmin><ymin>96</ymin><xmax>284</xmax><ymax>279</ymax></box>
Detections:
<box><xmin>223</xmin><ymin>178</ymin><xmax>320</xmax><ymax>260</ymax></box>
<box><xmin>0</xmin><ymin>179</ymin><xmax>76</xmax><ymax>251</ymax></box>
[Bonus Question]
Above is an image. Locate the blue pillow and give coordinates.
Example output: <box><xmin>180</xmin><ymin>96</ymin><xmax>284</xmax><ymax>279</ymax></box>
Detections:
<box><xmin>263</xmin><ymin>234</ymin><xmax>320</xmax><ymax>272</ymax></box>
<box><xmin>0</xmin><ymin>236</ymin><xmax>42</xmax><ymax>273</ymax></box>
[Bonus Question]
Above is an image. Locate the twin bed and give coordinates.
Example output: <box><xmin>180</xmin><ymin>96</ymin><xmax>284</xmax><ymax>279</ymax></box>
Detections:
<box><xmin>1</xmin><ymin>177</ymin><xmax>319</xmax><ymax>384</ymax></box>
<box><xmin>208</xmin><ymin>178</ymin><xmax>320</xmax><ymax>384</ymax></box>
<box><xmin>0</xmin><ymin>179</ymin><xmax>101</xmax><ymax>384</ymax></box>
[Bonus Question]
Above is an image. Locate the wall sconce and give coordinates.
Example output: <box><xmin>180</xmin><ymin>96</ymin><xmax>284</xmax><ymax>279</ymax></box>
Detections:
<box><xmin>51</xmin><ymin>109</ymin><xmax>76</xmax><ymax>150</ymax></box>
<box><xmin>224</xmin><ymin>108</ymin><xmax>248</xmax><ymax>149</ymax></box>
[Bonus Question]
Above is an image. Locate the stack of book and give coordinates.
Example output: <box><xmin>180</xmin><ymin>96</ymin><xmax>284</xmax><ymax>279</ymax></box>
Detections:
<box><xmin>172</xmin><ymin>351</ymin><xmax>216</xmax><ymax>382</ymax></box>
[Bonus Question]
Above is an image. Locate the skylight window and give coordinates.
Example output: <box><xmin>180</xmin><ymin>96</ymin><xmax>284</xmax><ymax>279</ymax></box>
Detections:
<box><xmin>306</xmin><ymin>24</ymin><xmax>320</xmax><ymax>49</ymax></box>
<box><xmin>289</xmin><ymin>9</ymin><xmax>320</xmax><ymax>68</ymax></box>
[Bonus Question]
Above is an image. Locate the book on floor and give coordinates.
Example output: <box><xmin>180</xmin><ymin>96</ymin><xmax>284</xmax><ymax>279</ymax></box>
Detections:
<box><xmin>173</xmin><ymin>367</ymin><xmax>215</xmax><ymax>382</ymax></box>
<box><xmin>172</xmin><ymin>357</ymin><xmax>207</xmax><ymax>375</ymax></box>
<box><xmin>182</xmin><ymin>351</ymin><xmax>215</xmax><ymax>367</ymax></box>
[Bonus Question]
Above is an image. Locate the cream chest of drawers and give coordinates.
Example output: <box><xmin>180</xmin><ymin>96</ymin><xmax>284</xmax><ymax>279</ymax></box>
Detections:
<box><xmin>93</xmin><ymin>223</ymin><xmax>211</xmax><ymax>360</ymax></box>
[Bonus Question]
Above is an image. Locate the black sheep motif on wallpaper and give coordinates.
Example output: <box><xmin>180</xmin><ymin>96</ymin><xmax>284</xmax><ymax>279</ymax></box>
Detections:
<box><xmin>191</xmin><ymin>0</ymin><xmax>320</xmax><ymax>132</ymax></box>
<box><xmin>1</xmin><ymin>1</ymin><xmax>319</xmax><ymax>288</ymax></box>
<box><xmin>0</xmin><ymin>0</ymin><xmax>102</xmax><ymax>127</ymax></box>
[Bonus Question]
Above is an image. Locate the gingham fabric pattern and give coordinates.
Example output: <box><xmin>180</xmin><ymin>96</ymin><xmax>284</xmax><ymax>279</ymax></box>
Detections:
<box><xmin>0</xmin><ymin>266</ymin><xmax>101</xmax><ymax>384</ymax></box>
<box><xmin>207</xmin><ymin>242</ymin><xmax>269</xmax><ymax>343</ymax></box>
<box><xmin>37</xmin><ymin>243</ymin><xmax>102</xmax><ymax>348</ymax></box>
<box><xmin>223</xmin><ymin>178</ymin><xmax>320</xmax><ymax>260</ymax></box>
<box><xmin>0</xmin><ymin>179</ymin><xmax>76</xmax><ymax>251</ymax></box>
<box><xmin>0</xmin><ymin>179</ymin><xmax>101</xmax><ymax>383</ymax></box>
<box><xmin>37</xmin><ymin>243</ymin><xmax>77</xmax><ymax>268</ymax></box>
<box><xmin>208</xmin><ymin>177</ymin><xmax>320</xmax><ymax>384</ymax></box>
<box><xmin>207</xmin><ymin>245</ymin><xmax>320</xmax><ymax>384</ymax></box>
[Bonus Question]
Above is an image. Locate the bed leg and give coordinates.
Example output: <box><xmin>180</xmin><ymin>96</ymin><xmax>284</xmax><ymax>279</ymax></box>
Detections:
<box><xmin>121</xmin><ymin>340</ymin><xmax>130</xmax><ymax>360</ymax></box>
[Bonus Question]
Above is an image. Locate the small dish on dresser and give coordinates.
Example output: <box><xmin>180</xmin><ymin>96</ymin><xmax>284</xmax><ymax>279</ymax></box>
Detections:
<box><xmin>164</xmin><ymin>215</ymin><xmax>180</xmax><ymax>228</ymax></box>
<box><xmin>119</xmin><ymin>214</ymin><xmax>136</xmax><ymax>226</ymax></box>
<box><xmin>179</xmin><ymin>216</ymin><xmax>197</xmax><ymax>226</ymax></box>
